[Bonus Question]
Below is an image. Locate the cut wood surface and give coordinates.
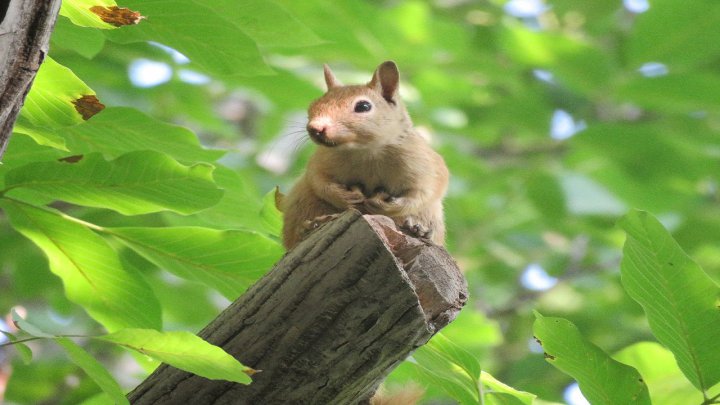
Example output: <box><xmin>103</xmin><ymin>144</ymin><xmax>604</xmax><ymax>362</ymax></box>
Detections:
<box><xmin>129</xmin><ymin>210</ymin><xmax>467</xmax><ymax>404</ymax></box>
<box><xmin>0</xmin><ymin>0</ymin><xmax>61</xmax><ymax>159</ymax></box>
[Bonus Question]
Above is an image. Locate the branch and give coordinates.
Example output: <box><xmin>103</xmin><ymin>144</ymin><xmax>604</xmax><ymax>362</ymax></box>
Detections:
<box><xmin>0</xmin><ymin>0</ymin><xmax>61</xmax><ymax>159</ymax></box>
<box><xmin>128</xmin><ymin>210</ymin><xmax>468</xmax><ymax>404</ymax></box>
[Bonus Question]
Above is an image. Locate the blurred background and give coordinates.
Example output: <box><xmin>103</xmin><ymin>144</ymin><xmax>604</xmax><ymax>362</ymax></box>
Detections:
<box><xmin>2</xmin><ymin>0</ymin><xmax>720</xmax><ymax>403</ymax></box>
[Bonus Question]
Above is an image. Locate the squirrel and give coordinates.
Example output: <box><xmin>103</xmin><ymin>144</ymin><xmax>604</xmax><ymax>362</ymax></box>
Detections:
<box><xmin>281</xmin><ymin>61</ymin><xmax>449</xmax><ymax>250</ymax></box>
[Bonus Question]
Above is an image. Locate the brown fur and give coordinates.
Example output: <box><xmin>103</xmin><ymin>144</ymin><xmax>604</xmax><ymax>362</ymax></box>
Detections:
<box><xmin>370</xmin><ymin>384</ymin><xmax>425</xmax><ymax>405</ymax></box>
<box><xmin>282</xmin><ymin>61</ymin><xmax>449</xmax><ymax>250</ymax></box>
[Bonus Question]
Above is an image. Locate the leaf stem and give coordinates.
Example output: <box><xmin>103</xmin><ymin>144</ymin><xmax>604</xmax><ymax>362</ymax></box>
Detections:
<box><xmin>0</xmin><ymin>333</ymin><xmax>89</xmax><ymax>348</ymax></box>
<box><xmin>701</xmin><ymin>391</ymin><xmax>720</xmax><ymax>405</ymax></box>
<box><xmin>2</xmin><ymin>196</ymin><xmax>107</xmax><ymax>232</ymax></box>
<box><xmin>0</xmin><ymin>336</ymin><xmax>45</xmax><ymax>347</ymax></box>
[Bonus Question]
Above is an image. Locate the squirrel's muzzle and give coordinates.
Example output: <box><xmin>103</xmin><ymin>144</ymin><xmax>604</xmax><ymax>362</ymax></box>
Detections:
<box><xmin>307</xmin><ymin>119</ymin><xmax>337</xmax><ymax>147</ymax></box>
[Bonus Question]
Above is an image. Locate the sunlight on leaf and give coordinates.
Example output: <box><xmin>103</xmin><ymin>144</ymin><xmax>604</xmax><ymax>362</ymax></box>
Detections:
<box><xmin>103</xmin><ymin>0</ymin><xmax>273</xmax><ymax>77</ymax></box>
<box><xmin>11</xmin><ymin>310</ymin><xmax>54</xmax><ymax>338</ymax></box>
<box><xmin>259</xmin><ymin>187</ymin><xmax>283</xmax><ymax>238</ymax></box>
<box><xmin>50</xmin><ymin>16</ymin><xmax>107</xmax><ymax>58</ymax></box>
<box><xmin>4</xmin><ymin>151</ymin><xmax>223</xmax><ymax>215</ymax></box>
<box><xmin>57</xmin><ymin>107</ymin><xmax>225</xmax><ymax>163</ymax></box>
<box><xmin>615</xmin><ymin>342</ymin><xmax>702</xmax><ymax>405</ymax></box>
<box><xmin>19</xmin><ymin>57</ymin><xmax>101</xmax><ymax>129</ymax></box>
<box><xmin>60</xmin><ymin>0</ymin><xmax>132</xmax><ymax>29</ymax></box>
<box><xmin>56</xmin><ymin>338</ymin><xmax>129</xmax><ymax>405</ymax></box>
<box><xmin>109</xmin><ymin>226</ymin><xmax>282</xmax><ymax>299</ymax></box>
<box><xmin>1</xmin><ymin>201</ymin><xmax>161</xmax><ymax>331</ymax></box>
<box><xmin>99</xmin><ymin>329</ymin><xmax>253</xmax><ymax>384</ymax></box>
<box><xmin>533</xmin><ymin>312</ymin><xmax>651</xmax><ymax>405</ymax></box>
<box><xmin>410</xmin><ymin>333</ymin><xmax>534</xmax><ymax>405</ymax></box>
<box><xmin>619</xmin><ymin>210</ymin><xmax>720</xmax><ymax>391</ymax></box>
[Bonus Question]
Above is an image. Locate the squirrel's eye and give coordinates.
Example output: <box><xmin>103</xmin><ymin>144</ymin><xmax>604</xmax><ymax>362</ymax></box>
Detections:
<box><xmin>354</xmin><ymin>100</ymin><xmax>372</xmax><ymax>113</ymax></box>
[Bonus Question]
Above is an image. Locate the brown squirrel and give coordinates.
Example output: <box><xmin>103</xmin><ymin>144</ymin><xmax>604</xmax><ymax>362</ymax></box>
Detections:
<box><xmin>281</xmin><ymin>61</ymin><xmax>449</xmax><ymax>250</ymax></box>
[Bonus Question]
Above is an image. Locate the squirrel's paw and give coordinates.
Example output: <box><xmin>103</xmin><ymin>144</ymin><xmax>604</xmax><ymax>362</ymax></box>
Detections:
<box><xmin>364</xmin><ymin>187</ymin><xmax>403</xmax><ymax>215</ymax></box>
<box><xmin>364</xmin><ymin>197</ymin><xmax>391</xmax><ymax>214</ymax></box>
<box><xmin>343</xmin><ymin>184</ymin><xmax>366</xmax><ymax>205</ymax></box>
<box><xmin>302</xmin><ymin>214</ymin><xmax>341</xmax><ymax>232</ymax></box>
<box><xmin>399</xmin><ymin>217</ymin><xmax>433</xmax><ymax>239</ymax></box>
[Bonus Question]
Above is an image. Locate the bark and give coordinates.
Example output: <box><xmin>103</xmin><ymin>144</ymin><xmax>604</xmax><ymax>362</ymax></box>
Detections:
<box><xmin>0</xmin><ymin>0</ymin><xmax>61</xmax><ymax>159</ymax></box>
<box><xmin>129</xmin><ymin>210</ymin><xmax>467</xmax><ymax>404</ymax></box>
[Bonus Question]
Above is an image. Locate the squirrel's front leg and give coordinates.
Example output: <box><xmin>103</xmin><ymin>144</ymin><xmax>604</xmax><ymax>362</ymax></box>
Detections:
<box><xmin>363</xmin><ymin>187</ymin><xmax>424</xmax><ymax>216</ymax></box>
<box><xmin>310</xmin><ymin>174</ymin><xmax>365</xmax><ymax>210</ymax></box>
<box><xmin>364</xmin><ymin>188</ymin><xmax>435</xmax><ymax>239</ymax></box>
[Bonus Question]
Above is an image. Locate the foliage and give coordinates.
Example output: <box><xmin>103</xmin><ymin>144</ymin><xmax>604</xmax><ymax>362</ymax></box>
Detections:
<box><xmin>5</xmin><ymin>312</ymin><xmax>252</xmax><ymax>402</ymax></box>
<box><xmin>533</xmin><ymin>312</ymin><xmax>650</xmax><ymax>405</ymax></box>
<box><xmin>1</xmin><ymin>0</ymin><xmax>719</xmax><ymax>403</ymax></box>
<box><xmin>619</xmin><ymin>210</ymin><xmax>720</xmax><ymax>393</ymax></box>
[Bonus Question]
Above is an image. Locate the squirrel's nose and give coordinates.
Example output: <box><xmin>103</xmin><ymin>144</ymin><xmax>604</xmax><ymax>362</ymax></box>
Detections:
<box><xmin>307</xmin><ymin>123</ymin><xmax>327</xmax><ymax>139</ymax></box>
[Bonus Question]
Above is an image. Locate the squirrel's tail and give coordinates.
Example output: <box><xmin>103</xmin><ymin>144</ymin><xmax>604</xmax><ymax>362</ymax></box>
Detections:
<box><xmin>273</xmin><ymin>186</ymin><xmax>286</xmax><ymax>212</ymax></box>
<box><xmin>370</xmin><ymin>384</ymin><xmax>425</xmax><ymax>405</ymax></box>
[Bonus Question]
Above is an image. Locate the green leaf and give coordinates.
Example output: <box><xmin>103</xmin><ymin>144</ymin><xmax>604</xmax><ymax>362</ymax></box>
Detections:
<box><xmin>0</xmin><ymin>200</ymin><xmax>161</xmax><ymax>331</ymax></box>
<box><xmin>411</xmin><ymin>359</ymin><xmax>479</xmax><ymax>405</ymax></box>
<box><xmin>533</xmin><ymin>312</ymin><xmax>651</xmax><ymax>405</ymax></box>
<box><xmin>212</xmin><ymin>0</ymin><xmax>322</xmax><ymax>48</ymax></box>
<box><xmin>259</xmin><ymin>187</ymin><xmax>283</xmax><ymax>237</ymax></box>
<box><xmin>78</xmin><ymin>393</ymin><xmax>114</xmax><ymax>405</ymax></box>
<box><xmin>109</xmin><ymin>226</ymin><xmax>283</xmax><ymax>299</ymax></box>
<box><xmin>480</xmin><ymin>371</ymin><xmax>535</xmax><ymax>405</ymax></box>
<box><xmin>499</xmin><ymin>22</ymin><xmax>613</xmax><ymax>94</ymax></box>
<box><xmin>19</xmin><ymin>57</ymin><xmax>101</xmax><ymax>130</ymax></box>
<box><xmin>98</xmin><ymin>329</ymin><xmax>253</xmax><ymax>384</ymax></box>
<box><xmin>56</xmin><ymin>337</ymin><xmax>129</xmax><ymax>405</ymax></box>
<box><xmin>4</xmin><ymin>359</ymin><xmax>77</xmax><ymax>403</ymax></box>
<box><xmin>51</xmin><ymin>16</ymin><xmax>107</xmax><ymax>59</ymax></box>
<box><xmin>11</xmin><ymin>310</ymin><xmax>54</xmax><ymax>338</ymax></box>
<box><xmin>526</xmin><ymin>173</ymin><xmax>566</xmax><ymax>220</ymax></box>
<box><xmin>0</xmin><ymin>135</ymin><xmax>67</xmax><ymax>171</ymax></box>
<box><xmin>12</xmin><ymin>55</ymin><xmax>103</xmax><ymax>150</ymax></box>
<box><xmin>618</xmin><ymin>74</ymin><xmax>720</xmax><ymax>114</ymax></box>
<box><xmin>60</xmin><ymin>0</ymin><xmax>119</xmax><ymax>29</ymax></box>
<box><xmin>4</xmin><ymin>151</ymin><xmax>223</xmax><ymax>215</ymax></box>
<box><xmin>104</xmin><ymin>0</ymin><xmax>272</xmax><ymax>77</ymax></box>
<box><xmin>0</xmin><ymin>330</ymin><xmax>33</xmax><ymax>364</ymax></box>
<box><xmin>627</xmin><ymin>0</ymin><xmax>720</xmax><ymax>68</ymax></box>
<box><xmin>58</xmin><ymin>107</ymin><xmax>225</xmax><ymax>162</ymax></box>
<box><xmin>614</xmin><ymin>342</ymin><xmax>702</xmax><ymax>405</ymax></box>
<box><xmin>483</xmin><ymin>393</ymin><xmax>526</xmax><ymax>405</ymax></box>
<box><xmin>12</xmin><ymin>117</ymin><xmax>68</xmax><ymax>152</ymax></box>
<box><xmin>426</xmin><ymin>333</ymin><xmax>481</xmax><ymax>382</ymax></box>
<box><xmin>193</xmin><ymin>166</ymin><xmax>265</xmax><ymax>231</ymax></box>
<box><xmin>619</xmin><ymin>210</ymin><xmax>720</xmax><ymax>391</ymax></box>
<box><xmin>411</xmin><ymin>333</ymin><xmax>533</xmax><ymax>405</ymax></box>
<box><xmin>558</xmin><ymin>173</ymin><xmax>627</xmax><ymax>216</ymax></box>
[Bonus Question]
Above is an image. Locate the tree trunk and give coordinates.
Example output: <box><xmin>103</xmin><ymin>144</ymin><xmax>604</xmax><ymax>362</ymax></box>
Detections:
<box><xmin>0</xmin><ymin>0</ymin><xmax>61</xmax><ymax>159</ymax></box>
<box><xmin>129</xmin><ymin>210</ymin><xmax>467</xmax><ymax>404</ymax></box>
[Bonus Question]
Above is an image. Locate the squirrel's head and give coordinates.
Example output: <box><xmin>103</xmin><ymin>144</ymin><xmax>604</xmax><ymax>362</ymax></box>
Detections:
<box><xmin>306</xmin><ymin>61</ymin><xmax>412</xmax><ymax>148</ymax></box>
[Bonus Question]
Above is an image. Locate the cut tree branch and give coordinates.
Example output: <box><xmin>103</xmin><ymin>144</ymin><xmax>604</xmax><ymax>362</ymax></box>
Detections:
<box><xmin>0</xmin><ymin>0</ymin><xmax>61</xmax><ymax>159</ymax></box>
<box><xmin>129</xmin><ymin>210</ymin><xmax>467</xmax><ymax>404</ymax></box>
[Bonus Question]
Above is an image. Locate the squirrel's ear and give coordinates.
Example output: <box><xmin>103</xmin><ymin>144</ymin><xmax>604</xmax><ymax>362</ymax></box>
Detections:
<box><xmin>323</xmin><ymin>64</ymin><xmax>342</xmax><ymax>90</ymax></box>
<box><xmin>369</xmin><ymin>61</ymin><xmax>399</xmax><ymax>104</ymax></box>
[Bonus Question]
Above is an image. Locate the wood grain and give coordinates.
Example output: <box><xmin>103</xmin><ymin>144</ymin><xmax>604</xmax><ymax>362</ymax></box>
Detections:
<box><xmin>129</xmin><ymin>210</ymin><xmax>467</xmax><ymax>404</ymax></box>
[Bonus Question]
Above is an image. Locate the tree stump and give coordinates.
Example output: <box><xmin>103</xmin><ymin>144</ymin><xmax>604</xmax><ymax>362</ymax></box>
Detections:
<box><xmin>129</xmin><ymin>210</ymin><xmax>467</xmax><ymax>404</ymax></box>
<box><xmin>0</xmin><ymin>0</ymin><xmax>62</xmax><ymax>159</ymax></box>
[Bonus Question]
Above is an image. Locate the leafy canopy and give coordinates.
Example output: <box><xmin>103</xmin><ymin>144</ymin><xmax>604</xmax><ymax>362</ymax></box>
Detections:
<box><xmin>1</xmin><ymin>0</ymin><xmax>720</xmax><ymax>404</ymax></box>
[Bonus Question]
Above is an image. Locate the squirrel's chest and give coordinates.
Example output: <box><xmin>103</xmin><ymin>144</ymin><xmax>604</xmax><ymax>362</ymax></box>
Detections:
<box><xmin>333</xmin><ymin>154</ymin><xmax>412</xmax><ymax>193</ymax></box>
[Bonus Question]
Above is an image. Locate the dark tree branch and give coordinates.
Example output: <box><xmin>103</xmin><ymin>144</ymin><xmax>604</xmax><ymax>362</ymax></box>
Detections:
<box><xmin>0</xmin><ymin>0</ymin><xmax>61</xmax><ymax>160</ymax></box>
<box><xmin>129</xmin><ymin>211</ymin><xmax>467</xmax><ymax>404</ymax></box>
